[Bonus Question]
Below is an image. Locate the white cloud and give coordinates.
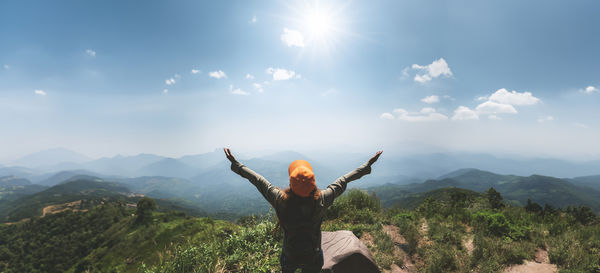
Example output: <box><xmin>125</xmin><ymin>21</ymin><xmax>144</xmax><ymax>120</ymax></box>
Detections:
<box><xmin>488</xmin><ymin>115</ymin><xmax>501</xmax><ymax>120</ymax></box>
<box><xmin>246</xmin><ymin>74</ymin><xmax>254</xmax><ymax>80</ymax></box>
<box><xmin>575</xmin><ymin>123</ymin><xmax>589</xmax><ymax>129</ymax></box>
<box><xmin>488</xmin><ymin>88</ymin><xmax>540</xmax><ymax>105</ymax></box>
<box><xmin>266</xmin><ymin>67</ymin><xmax>296</xmax><ymax>81</ymax></box>
<box><xmin>3</xmin><ymin>64</ymin><xmax>9</xmax><ymax>70</ymax></box>
<box><xmin>250</xmin><ymin>15</ymin><xmax>257</xmax><ymax>23</ymax></box>
<box><xmin>163</xmin><ymin>89</ymin><xmax>169</xmax><ymax>94</ymax></box>
<box><xmin>209</xmin><ymin>70</ymin><xmax>227</xmax><ymax>79</ymax></box>
<box><xmin>281</xmin><ymin>28</ymin><xmax>305</xmax><ymax>47</ymax></box>
<box><xmin>232</xmin><ymin>89</ymin><xmax>249</xmax><ymax>95</ymax></box>
<box><xmin>537</xmin><ymin>116</ymin><xmax>554</xmax><ymax>123</ymax></box>
<box><xmin>252</xmin><ymin>83</ymin><xmax>264</xmax><ymax>93</ymax></box>
<box><xmin>85</xmin><ymin>49</ymin><xmax>96</xmax><ymax>57</ymax></box>
<box><xmin>191</xmin><ymin>69</ymin><xmax>201</xmax><ymax>74</ymax></box>
<box><xmin>229</xmin><ymin>85</ymin><xmax>250</xmax><ymax>95</ymax></box>
<box><xmin>411</xmin><ymin>58</ymin><xmax>452</xmax><ymax>83</ymax></box>
<box><xmin>452</xmin><ymin>106</ymin><xmax>479</xmax><ymax>120</ymax></box>
<box><xmin>476</xmin><ymin>96</ymin><xmax>488</xmax><ymax>101</ymax></box>
<box><xmin>475</xmin><ymin>101</ymin><xmax>518</xmax><ymax>114</ymax></box>
<box><xmin>421</xmin><ymin>95</ymin><xmax>439</xmax><ymax>104</ymax></box>
<box><xmin>583</xmin><ymin>86</ymin><xmax>598</xmax><ymax>94</ymax></box>
<box><xmin>428</xmin><ymin>58</ymin><xmax>453</xmax><ymax>78</ymax></box>
<box><xmin>414</xmin><ymin>74</ymin><xmax>431</xmax><ymax>83</ymax></box>
<box><xmin>380</xmin><ymin>113</ymin><xmax>394</xmax><ymax>120</ymax></box>
<box><xmin>34</xmin><ymin>89</ymin><xmax>46</xmax><ymax>96</ymax></box>
<box><xmin>400</xmin><ymin>67</ymin><xmax>410</xmax><ymax>80</ymax></box>
<box><xmin>295</xmin><ymin>74</ymin><xmax>302</xmax><ymax>79</ymax></box>
<box><xmin>420</xmin><ymin>107</ymin><xmax>436</xmax><ymax>114</ymax></box>
<box><xmin>165</xmin><ymin>78</ymin><xmax>176</xmax><ymax>85</ymax></box>
<box><xmin>392</xmin><ymin>108</ymin><xmax>448</xmax><ymax>122</ymax></box>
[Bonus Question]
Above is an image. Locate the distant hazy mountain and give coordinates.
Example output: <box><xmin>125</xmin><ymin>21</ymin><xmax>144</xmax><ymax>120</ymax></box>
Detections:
<box><xmin>373</xmin><ymin>168</ymin><xmax>600</xmax><ymax>212</ymax></box>
<box><xmin>0</xmin><ymin>176</ymin><xmax>46</xmax><ymax>203</ymax></box>
<box><xmin>12</xmin><ymin>148</ymin><xmax>90</xmax><ymax>168</ymax></box>
<box><xmin>116</xmin><ymin>176</ymin><xmax>199</xmax><ymax>200</ymax></box>
<box><xmin>178</xmin><ymin>149</ymin><xmax>227</xmax><ymax>170</ymax></box>
<box><xmin>372</xmin><ymin>153</ymin><xmax>600</xmax><ymax>179</ymax></box>
<box><xmin>137</xmin><ymin>158</ymin><xmax>197</xmax><ymax>178</ymax></box>
<box><xmin>0</xmin><ymin>176</ymin><xmax>32</xmax><ymax>186</ymax></box>
<box><xmin>0</xmin><ymin>166</ymin><xmax>38</xmax><ymax>179</ymax></box>
<box><xmin>568</xmin><ymin>175</ymin><xmax>600</xmax><ymax>191</ymax></box>
<box><xmin>5</xmin><ymin>148</ymin><xmax>600</xmax><ymax>182</ymax></box>
<box><xmin>83</xmin><ymin>154</ymin><xmax>165</xmax><ymax>177</ymax></box>
<box><xmin>37</xmin><ymin>170</ymin><xmax>103</xmax><ymax>186</ymax></box>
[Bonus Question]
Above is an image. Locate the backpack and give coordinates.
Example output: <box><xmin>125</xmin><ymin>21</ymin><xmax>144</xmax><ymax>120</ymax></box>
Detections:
<box><xmin>278</xmin><ymin>194</ymin><xmax>323</xmax><ymax>264</ymax></box>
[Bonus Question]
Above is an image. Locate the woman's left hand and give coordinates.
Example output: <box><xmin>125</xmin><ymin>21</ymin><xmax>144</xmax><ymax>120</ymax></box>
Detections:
<box><xmin>224</xmin><ymin>148</ymin><xmax>236</xmax><ymax>163</ymax></box>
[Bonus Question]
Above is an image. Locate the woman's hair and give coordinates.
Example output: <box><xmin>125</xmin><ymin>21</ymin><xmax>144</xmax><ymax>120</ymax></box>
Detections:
<box><xmin>280</xmin><ymin>187</ymin><xmax>320</xmax><ymax>201</ymax></box>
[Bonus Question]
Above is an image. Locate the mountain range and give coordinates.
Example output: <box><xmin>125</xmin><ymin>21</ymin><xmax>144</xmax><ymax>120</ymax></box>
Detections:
<box><xmin>372</xmin><ymin>168</ymin><xmax>600</xmax><ymax>211</ymax></box>
<box><xmin>6</xmin><ymin>148</ymin><xmax>600</xmax><ymax>184</ymax></box>
<box><xmin>1</xmin><ymin>148</ymin><xmax>600</xmax><ymax>221</ymax></box>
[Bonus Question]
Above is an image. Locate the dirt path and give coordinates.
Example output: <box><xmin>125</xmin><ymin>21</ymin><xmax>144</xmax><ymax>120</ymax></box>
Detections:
<box><xmin>382</xmin><ymin>225</ymin><xmax>417</xmax><ymax>273</ymax></box>
<box><xmin>418</xmin><ymin>219</ymin><xmax>432</xmax><ymax>247</ymax></box>
<box><xmin>462</xmin><ymin>225</ymin><xmax>474</xmax><ymax>255</ymax></box>
<box><xmin>42</xmin><ymin>200</ymin><xmax>85</xmax><ymax>217</ymax></box>
<box><xmin>503</xmin><ymin>248</ymin><xmax>557</xmax><ymax>273</ymax></box>
<box><xmin>462</xmin><ymin>236</ymin><xmax>474</xmax><ymax>255</ymax></box>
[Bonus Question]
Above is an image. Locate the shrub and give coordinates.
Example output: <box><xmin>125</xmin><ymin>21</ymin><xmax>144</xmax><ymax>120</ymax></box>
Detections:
<box><xmin>371</xmin><ymin>229</ymin><xmax>402</xmax><ymax>269</ymax></box>
<box><xmin>416</xmin><ymin>197</ymin><xmax>441</xmax><ymax>218</ymax></box>
<box><xmin>470</xmin><ymin>234</ymin><xmax>533</xmax><ymax>272</ymax></box>
<box><xmin>143</xmin><ymin>219</ymin><xmax>281</xmax><ymax>273</ymax></box>
<box><xmin>327</xmin><ymin>189</ymin><xmax>381</xmax><ymax>222</ymax></box>
<box><xmin>427</xmin><ymin>245</ymin><xmax>457</xmax><ymax>273</ymax></box>
<box><xmin>473</xmin><ymin>211</ymin><xmax>530</xmax><ymax>240</ymax></box>
<box><xmin>566</xmin><ymin>206</ymin><xmax>597</xmax><ymax>225</ymax></box>
<box><xmin>391</xmin><ymin>212</ymin><xmax>420</xmax><ymax>254</ymax></box>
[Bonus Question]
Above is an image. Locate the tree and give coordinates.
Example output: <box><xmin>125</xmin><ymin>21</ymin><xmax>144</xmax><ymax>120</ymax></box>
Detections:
<box><xmin>543</xmin><ymin>204</ymin><xmax>556</xmax><ymax>216</ymax></box>
<box><xmin>485</xmin><ymin>187</ymin><xmax>504</xmax><ymax>209</ymax></box>
<box><xmin>567</xmin><ymin>205</ymin><xmax>596</xmax><ymax>225</ymax></box>
<box><xmin>525</xmin><ymin>199</ymin><xmax>543</xmax><ymax>215</ymax></box>
<box><xmin>136</xmin><ymin>197</ymin><xmax>157</xmax><ymax>224</ymax></box>
<box><xmin>450</xmin><ymin>190</ymin><xmax>470</xmax><ymax>208</ymax></box>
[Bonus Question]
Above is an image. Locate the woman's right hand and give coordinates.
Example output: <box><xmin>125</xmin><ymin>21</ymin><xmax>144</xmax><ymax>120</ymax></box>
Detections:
<box><xmin>367</xmin><ymin>150</ymin><xmax>383</xmax><ymax>166</ymax></box>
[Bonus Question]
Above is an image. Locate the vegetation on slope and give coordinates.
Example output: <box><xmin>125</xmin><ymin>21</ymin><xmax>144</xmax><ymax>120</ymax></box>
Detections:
<box><xmin>1</xmin><ymin>187</ymin><xmax>599</xmax><ymax>273</ymax></box>
<box><xmin>0</xmin><ymin>179</ymin><xmax>208</xmax><ymax>223</ymax></box>
<box><xmin>143</xmin><ymin>188</ymin><xmax>600</xmax><ymax>272</ymax></box>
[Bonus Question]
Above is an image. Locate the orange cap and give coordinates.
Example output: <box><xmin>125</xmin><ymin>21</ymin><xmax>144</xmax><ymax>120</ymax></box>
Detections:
<box><xmin>288</xmin><ymin>160</ymin><xmax>316</xmax><ymax>197</ymax></box>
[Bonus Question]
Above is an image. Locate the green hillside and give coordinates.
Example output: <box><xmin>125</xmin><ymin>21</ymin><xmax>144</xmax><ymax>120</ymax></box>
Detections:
<box><xmin>0</xmin><ymin>203</ymin><xmax>233</xmax><ymax>273</ymax></box>
<box><xmin>378</xmin><ymin>187</ymin><xmax>482</xmax><ymax>209</ymax></box>
<box><xmin>0</xmin><ymin>179</ymin><xmax>207</xmax><ymax>223</ymax></box>
<box><xmin>1</xmin><ymin>189</ymin><xmax>598</xmax><ymax>273</ymax></box>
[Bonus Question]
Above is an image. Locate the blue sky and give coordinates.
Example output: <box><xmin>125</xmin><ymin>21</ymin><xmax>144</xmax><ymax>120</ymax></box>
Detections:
<box><xmin>1</xmin><ymin>0</ymin><xmax>599</xmax><ymax>161</ymax></box>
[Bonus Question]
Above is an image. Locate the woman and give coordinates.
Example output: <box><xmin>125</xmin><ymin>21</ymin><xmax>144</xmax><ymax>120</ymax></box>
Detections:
<box><xmin>224</xmin><ymin>148</ymin><xmax>382</xmax><ymax>273</ymax></box>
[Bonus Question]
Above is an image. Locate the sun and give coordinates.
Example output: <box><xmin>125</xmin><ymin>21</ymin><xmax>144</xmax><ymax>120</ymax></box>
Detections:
<box><xmin>300</xmin><ymin>1</ymin><xmax>344</xmax><ymax>49</ymax></box>
<box><xmin>282</xmin><ymin>0</ymin><xmax>351</xmax><ymax>55</ymax></box>
<box><xmin>305</xmin><ymin>9</ymin><xmax>334</xmax><ymax>39</ymax></box>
